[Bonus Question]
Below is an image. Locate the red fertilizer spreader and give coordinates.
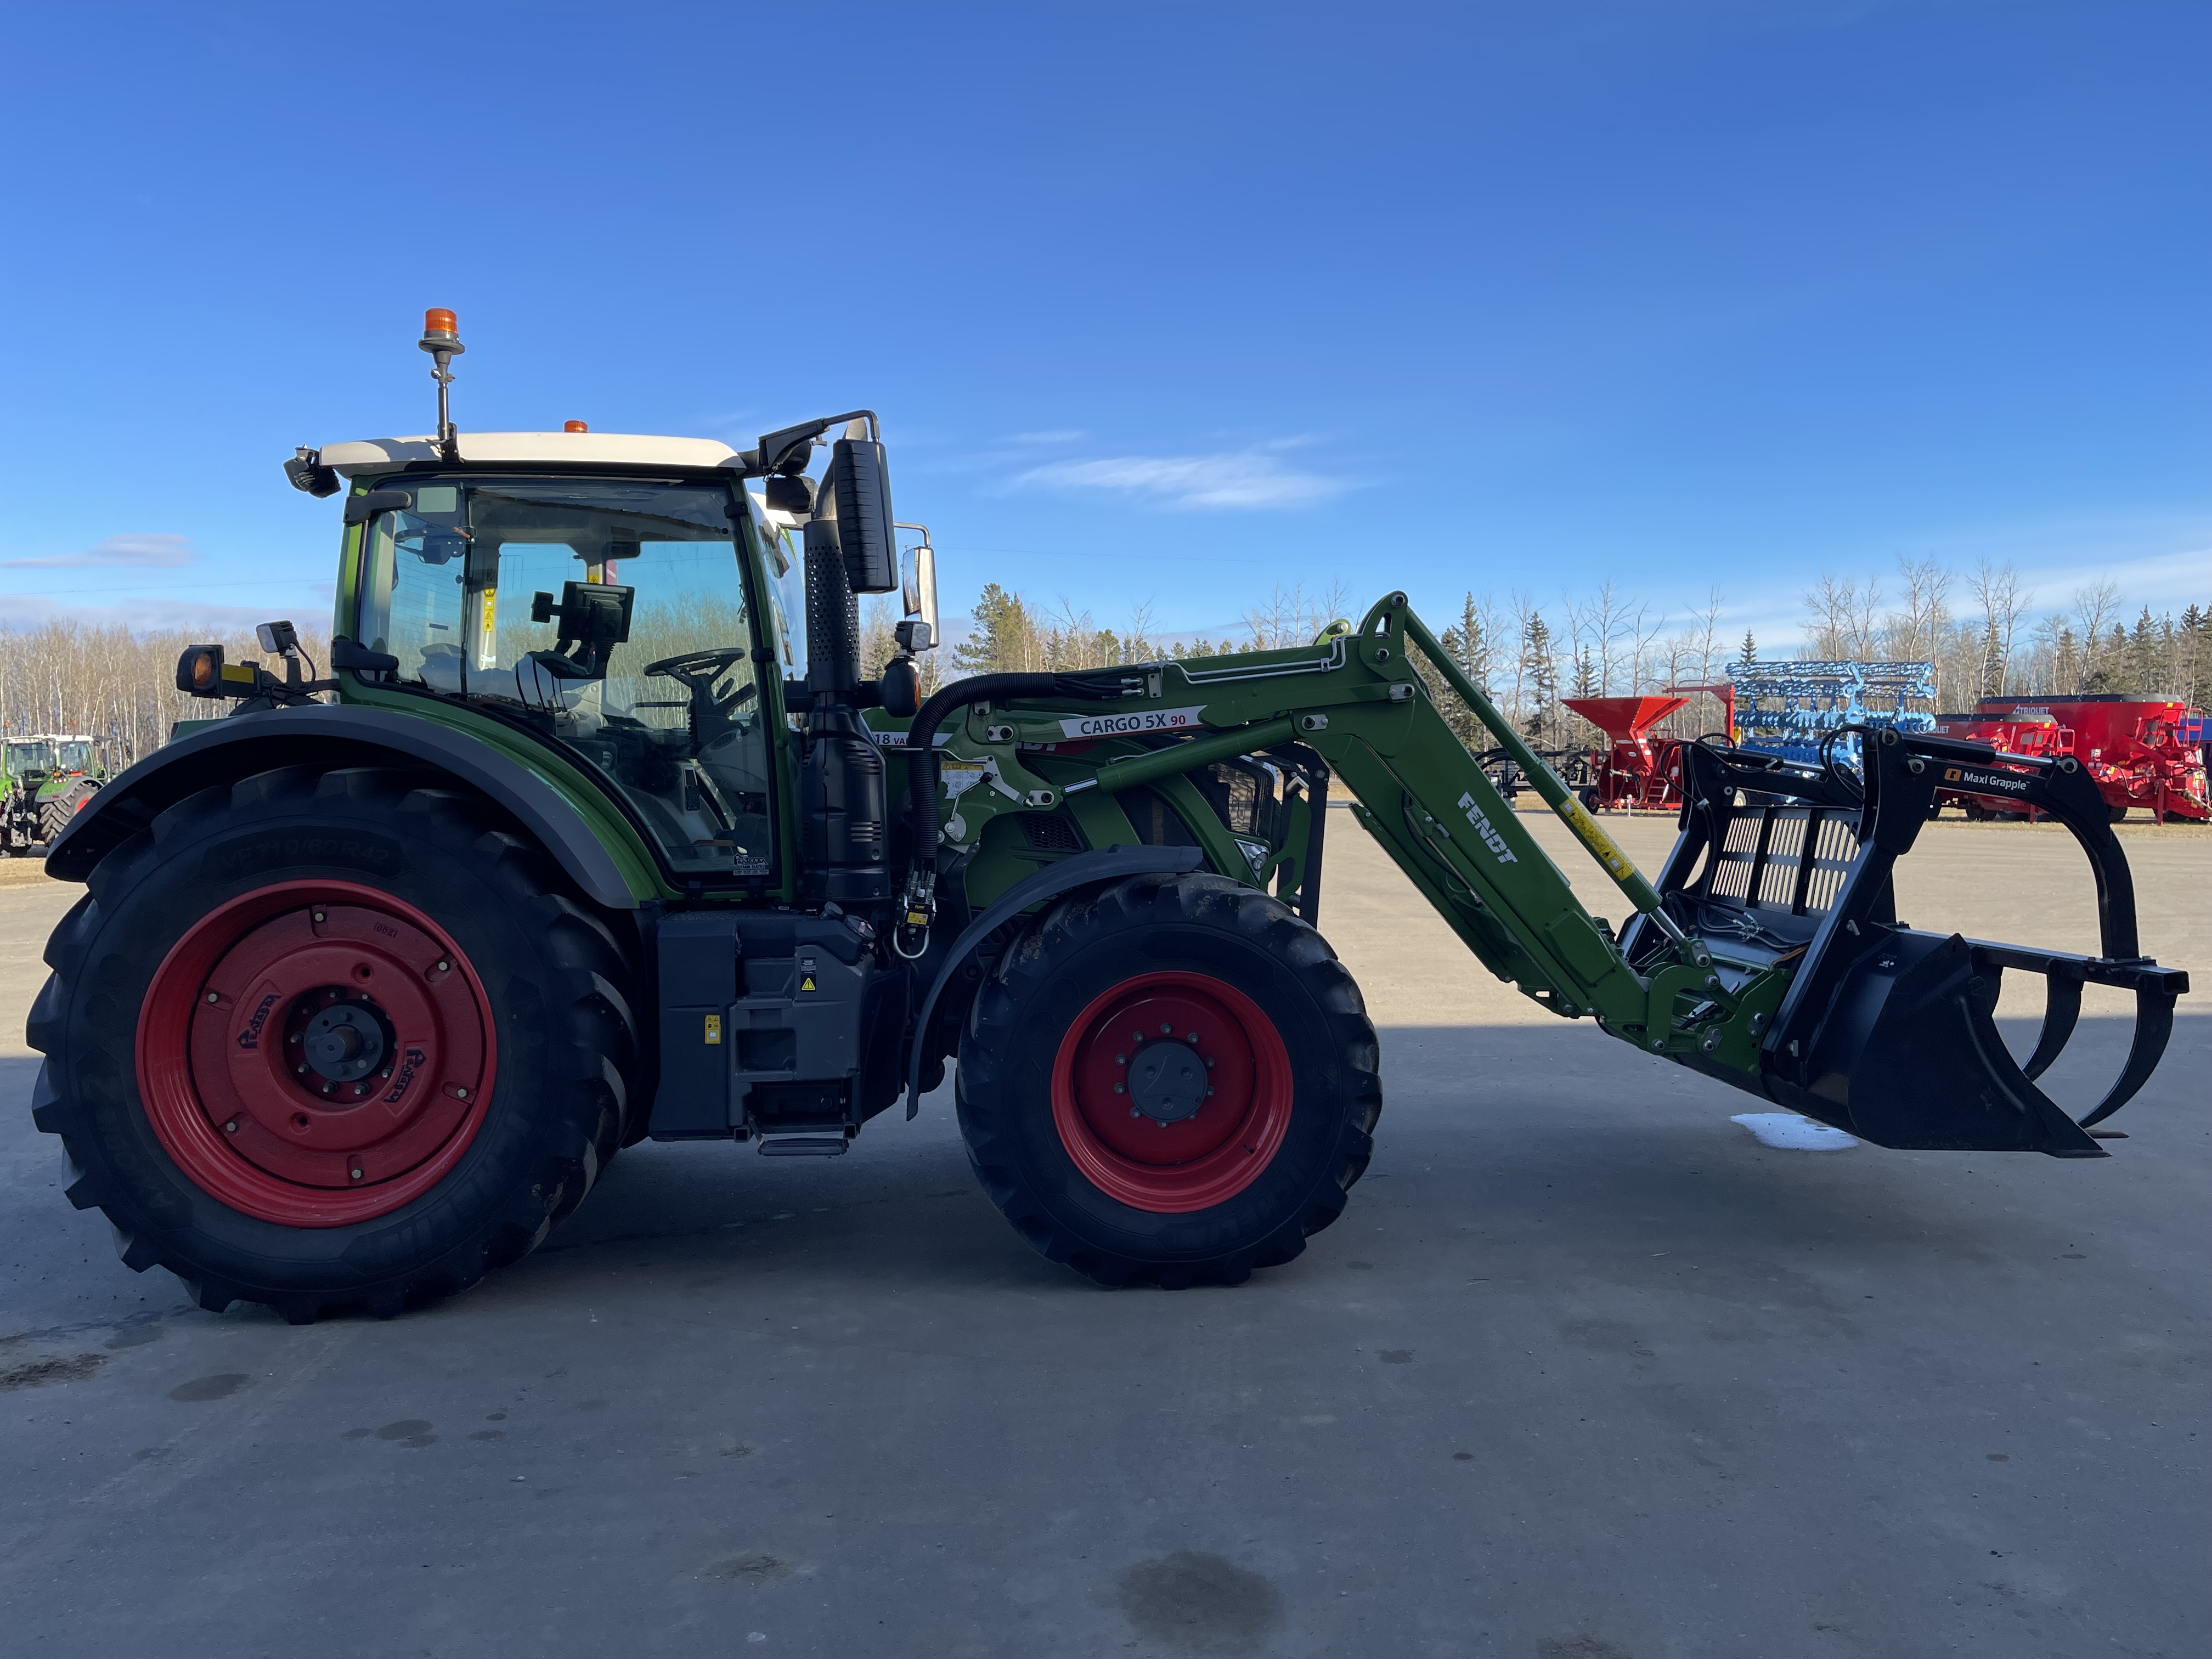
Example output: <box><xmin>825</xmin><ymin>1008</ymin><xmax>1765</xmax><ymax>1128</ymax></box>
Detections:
<box><xmin>1932</xmin><ymin>696</ymin><xmax>2208</xmax><ymax>823</ymax></box>
<box><xmin>1562</xmin><ymin>695</ymin><xmax>1691</xmax><ymax>811</ymax></box>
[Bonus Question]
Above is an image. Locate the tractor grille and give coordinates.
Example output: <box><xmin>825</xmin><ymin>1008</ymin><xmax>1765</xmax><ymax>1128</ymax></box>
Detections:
<box><xmin>1019</xmin><ymin>812</ymin><xmax>1084</xmax><ymax>853</ymax></box>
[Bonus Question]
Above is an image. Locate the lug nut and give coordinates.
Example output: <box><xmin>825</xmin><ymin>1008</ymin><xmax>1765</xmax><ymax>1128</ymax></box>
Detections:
<box><xmin>435</xmin><ymin>960</ymin><xmax>450</xmax><ymax>972</ymax></box>
<box><xmin>1160</xmin><ymin>1023</ymin><xmax>1171</xmax><ymax>1034</ymax></box>
<box><xmin>1114</xmin><ymin>1084</ymin><xmax>1126</xmax><ymax>1094</ymax></box>
<box><xmin>312</xmin><ymin>911</ymin><xmax>326</xmax><ymax>923</ymax></box>
<box><xmin>1130</xmin><ymin>1107</ymin><xmax>1141</xmax><ymax>1119</ymax></box>
<box><xmin>1115</xmin><ymin>1054</ymin><xmax>1126</xmax><ymax>1065</ymax></box>
<box><xmin>1187</xmin><ymin>1032</ymin><xmax>1199</xmax><ymax>1043</ymax></box>
<box><xmin>223</xmin><ymin>1119</ymin><xmax>238</xmax><ymax>1134</ymax></box>
<box><xmin>455</xmin><ymin>1087</ymin><xmax>469</xmax><ymax>1101</ymax></box>
<box><xmin>204</xmin><ymin>991</ymin><xmax>220</xmax><ymax>1005</ymax></box>
<box><xmin>349</xmin><ymin>1167</ymin><xmax>364</xmax><ymax>1181</ymax></box>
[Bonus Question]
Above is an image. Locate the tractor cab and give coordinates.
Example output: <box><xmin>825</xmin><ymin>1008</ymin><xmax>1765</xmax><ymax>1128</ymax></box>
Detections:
<box><xmin>337</xmin><ymin>459</ymin><xmax>791</xmax><ymax>879</ymax></box>
<box><xmin>312</xmin><ymin>414</ymin><xmax>939</xmax><ymax>897</ymax></box>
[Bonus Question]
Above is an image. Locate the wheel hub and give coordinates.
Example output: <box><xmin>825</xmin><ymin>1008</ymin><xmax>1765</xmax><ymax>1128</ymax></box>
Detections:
<box><xmin>1125</xmin><ymin>1033</ymin><xmax>1209</xmax><ymax>1124</ymax></box>
<box><xmin>298</xmin><ymin>997</ymin><xmax>388</xmax><ymax>1086</ymax></box>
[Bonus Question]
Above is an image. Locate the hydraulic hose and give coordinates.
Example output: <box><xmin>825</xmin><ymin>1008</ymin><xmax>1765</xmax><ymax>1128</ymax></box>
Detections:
<box><xmin>896</xmin><ymin>670</ymin><xmax>1135</xmax><ymax>953</ymax></box>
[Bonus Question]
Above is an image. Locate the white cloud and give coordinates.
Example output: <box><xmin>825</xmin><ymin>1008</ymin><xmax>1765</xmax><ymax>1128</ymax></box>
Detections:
<box><xmin>1013</xmin><ymin>451</ymin><xmax>1344</xmax><ymax>511</ymax></box>
<box><xmin>0</xmin><ymin>589</ymin><xmax>330</xmax><ymax>636</ymax></box>
<box><xmin>2008</xmin><ymin>545</ymin><xmax>2209</xmax><ymax>611</ymax></box>
<box><xmin>0</xmin><ymin>533</ymin><xmax>198</xmax><ymax>571</ymax></box>
<box><xmin>1006</xmin><ymin>429</ymin><xmax>1086</xmax><ymax>446</ymax></box>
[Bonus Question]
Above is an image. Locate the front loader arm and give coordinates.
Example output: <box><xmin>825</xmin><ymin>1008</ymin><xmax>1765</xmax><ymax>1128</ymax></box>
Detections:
<box><xmin>921</xmin><ymin>589</ymin><xmax>2184</xmax><ymax>1154</ymax></box>
<box><xmin>940</xmin><ymin>592</ymin><xmax>1751</xmax><ymax>1069</ymax></box>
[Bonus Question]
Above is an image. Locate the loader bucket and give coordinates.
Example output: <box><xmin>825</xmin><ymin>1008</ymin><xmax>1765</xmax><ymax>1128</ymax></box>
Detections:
<box><xmin>1635</xmin><ymin>729</ymin><xmax>2188</xmax><ymax>1156</ymax></box>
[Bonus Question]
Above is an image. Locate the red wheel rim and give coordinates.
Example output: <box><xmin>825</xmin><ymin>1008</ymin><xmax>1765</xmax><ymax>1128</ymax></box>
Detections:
<box><xmin>136</xmin><ymin>880</ymin><xmax>496</xmax><ymax>1228</ymax></box>
<box><xmin>1051</xmin><ymin>970</ymin><xmax>1293</xmax><ymax>1214</ymax></box>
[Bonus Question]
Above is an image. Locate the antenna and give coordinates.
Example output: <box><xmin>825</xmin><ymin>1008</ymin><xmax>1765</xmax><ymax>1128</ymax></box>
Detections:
<box><xmin>418</xmin><ymin>308</ymin><xmax>465</xmax><ymax>461</ymax></box>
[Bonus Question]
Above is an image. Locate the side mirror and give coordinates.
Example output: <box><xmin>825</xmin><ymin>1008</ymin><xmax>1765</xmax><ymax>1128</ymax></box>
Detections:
<box><xmin>898</xmin><ymin>531</ymin><xmax>939</xmax><ymax>650</ymax></box>
<box><xmin>342</xmin><ymin>487</ymin><xmax>414</xmax><ymax>526</ymax></box>
<box><xmin>821</xmin><ymin>436</ymin><xmax>897</xmax><ymax>594</ymax></box>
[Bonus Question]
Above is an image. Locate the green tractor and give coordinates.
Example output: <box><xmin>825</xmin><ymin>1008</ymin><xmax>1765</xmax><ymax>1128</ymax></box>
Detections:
<box><xmin>2</xmin><ymin>733</ymin><xmax>105</xmax><ymax>855</ymax></box>
<box><xmin>28</xmin><ymin>311</ymin><xmax>2189</xmax><ymax>1323</ymax></box>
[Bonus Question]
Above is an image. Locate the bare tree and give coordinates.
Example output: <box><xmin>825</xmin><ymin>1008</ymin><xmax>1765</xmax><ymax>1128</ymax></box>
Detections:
<box><xmin>1968</xmin><ymin>558</ymin><xmax>2032</xmax><ymax>697</ymax></box>
<box><xmin>1803</xmin><ymin>574</ymin><xmax>1881</xmax><ymax>659</ymax></box>
<box><xmin>2069</xmin><ymin>578</ymin><xmax>2120</xmax><ymax>691</ymax></box>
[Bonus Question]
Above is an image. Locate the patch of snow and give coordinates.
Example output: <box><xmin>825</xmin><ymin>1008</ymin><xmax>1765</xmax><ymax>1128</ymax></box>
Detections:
<box><xmin>1731</xmin><ymin>1112</ymin><xmax>1859</xmax><ymax>1152</ymax></box>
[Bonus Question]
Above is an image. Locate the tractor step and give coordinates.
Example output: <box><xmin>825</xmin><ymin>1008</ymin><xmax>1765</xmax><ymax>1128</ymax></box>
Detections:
<box><xmin>754</xmin><ymin>1134</ymin><xmax>850</xmax><ymax>1157</ymax></box>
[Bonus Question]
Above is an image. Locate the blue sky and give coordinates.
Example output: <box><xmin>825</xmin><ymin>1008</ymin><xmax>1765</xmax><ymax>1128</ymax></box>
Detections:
<box><xmin>0</xmin><ymin>2</ymin><xmax>2203</xmax><ymax>648</ymax></box>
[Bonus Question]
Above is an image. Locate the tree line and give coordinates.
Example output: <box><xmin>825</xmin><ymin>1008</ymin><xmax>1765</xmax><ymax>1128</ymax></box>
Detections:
<box><xmin>938</xmin><ymin>560</ymin><xmax>2211</xmax><ymax>755</ymax></box>
<box><xmin>3</xmin><ymin>555</ymin><xmax>2203</xmax><ymax>771</ymax></box>
<box><xmin>0</xmin><ymin>619</ymin><xmax>332</xmax><ymax>772</ymax></box>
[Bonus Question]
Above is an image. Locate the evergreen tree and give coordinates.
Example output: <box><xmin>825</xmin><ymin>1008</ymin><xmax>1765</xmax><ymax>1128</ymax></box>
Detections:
<box><xmin>2181</xmin><ymin>605</ymin><xmax>2210</xmax><ymax>710</ymax></box>
<box><xmin>1978</xmin><ymin>618</ymin><xmax>2004</xmax><ymax>700</ymax></box>
<box><xmin>952</xmin><ymin>583</ymin><xmax>1035</xmax><ymax>675</ymax></box>
<box><xmin>1571</xmin><ymin>646</ymin><xmax>1599</xmax><ymax>698</ymax></box>
<box><xmin>1520</xmin><ymin>610</ymin><xmax>1559</xmax><ymax>745</ymax></box>
<box><xmin>1739</xmin><ymin>629</ymin><xmax>1757</xmax><ymax>664</ymax></box>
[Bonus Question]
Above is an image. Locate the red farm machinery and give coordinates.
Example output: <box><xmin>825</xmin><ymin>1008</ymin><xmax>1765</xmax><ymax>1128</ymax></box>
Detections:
<box><xmin>1561</xmin><ymin>686</ymin><xmax>1735</xmax><ymax>812</ymax></box>
<box><xmin>1933</xmin><ymin>696</ymin><xmax>2209</xmax><ymax>823</ymax></box>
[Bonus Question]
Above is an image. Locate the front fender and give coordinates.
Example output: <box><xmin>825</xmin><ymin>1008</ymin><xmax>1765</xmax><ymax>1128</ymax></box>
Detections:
<box><xmin>47</xmin><ymin>704</ymin><xmax>641</xmax><ymax>910</ymax></box>
<box><xmin>901</xmin><ymin>844</ymin><xmax>1207</xmax><ymax>1118</ymax></box>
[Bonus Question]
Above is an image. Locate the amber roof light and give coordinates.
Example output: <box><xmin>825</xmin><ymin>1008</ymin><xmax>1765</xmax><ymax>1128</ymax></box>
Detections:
<box><xmin>564</xmin><ymin>420</ymin><xmax>589</xmax><ymax>433</ymax></box>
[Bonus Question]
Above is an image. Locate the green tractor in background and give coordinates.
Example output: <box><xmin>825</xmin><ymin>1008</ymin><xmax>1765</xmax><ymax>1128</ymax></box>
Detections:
<box><xmin>1</xmin><ymin>734</ymin><xmax>105</xmax><ymax>855</ymax></box>
<box><xmin>24</xmin><ymin>311</ymin><xmax>2187</xmax><ymax>1323</ymax></box>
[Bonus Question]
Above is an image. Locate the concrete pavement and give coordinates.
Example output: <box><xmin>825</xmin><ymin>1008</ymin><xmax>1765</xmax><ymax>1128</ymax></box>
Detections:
<box><xmin>0</xmin><ymin>815</ymin><xmax>2204</xmax><ymax>1657</ymax></box>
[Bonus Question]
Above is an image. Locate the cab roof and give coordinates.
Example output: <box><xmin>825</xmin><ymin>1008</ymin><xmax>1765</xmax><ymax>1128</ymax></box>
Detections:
<box><xmin>320</xmin><ymin>432</ymin><xmax>741</xmax><ymax>477</ymax></box>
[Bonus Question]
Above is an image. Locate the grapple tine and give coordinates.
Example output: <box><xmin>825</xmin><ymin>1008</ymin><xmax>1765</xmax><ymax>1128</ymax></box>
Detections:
<box><xmin>2079</xmin><ymin>989</ymin><xmax>2179</xmax><ymax>1130</ymax></box>
<box><xmin>2022</xmin><ymin>972</ymin><xmax>2084</xmax><ymax>1081</ymax></box>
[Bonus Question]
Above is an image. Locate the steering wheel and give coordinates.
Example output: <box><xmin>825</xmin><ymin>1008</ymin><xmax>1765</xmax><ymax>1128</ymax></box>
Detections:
<box><xmin>644</xmin><ymin>647</ymin><xmax>757</xmax><ymax>702</ymax></box>
<box><xmin>643</xmin><ymin>647</ymin><xmax>758</xmax><ymax>743</ymax></box>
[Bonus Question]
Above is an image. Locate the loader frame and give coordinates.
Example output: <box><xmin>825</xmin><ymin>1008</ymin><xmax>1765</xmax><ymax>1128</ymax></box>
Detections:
<box><xmin>905</xmin><ymin>591</ymin><xmax>2187</xmax><ymax>1154</ymax></box>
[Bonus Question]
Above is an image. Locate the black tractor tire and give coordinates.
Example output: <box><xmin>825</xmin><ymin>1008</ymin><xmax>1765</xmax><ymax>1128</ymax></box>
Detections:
<box><xmin>26</xmin><ymin>765</ymin><xmax>642</xmax><ymax>1323</ymax></box>
<box><xmin>40</xmin><ymin>776</ymin><xmax>98</xmax><ymax>845</ymax></box>
<box><xmin>956</xmin><ymin>873</ymin><xmax>1381</xmax><ymax>1289</ymax></box>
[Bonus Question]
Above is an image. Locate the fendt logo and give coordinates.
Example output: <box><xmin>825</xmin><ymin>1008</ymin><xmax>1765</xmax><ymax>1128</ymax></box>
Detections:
<box><xmin>1457</xmin><ymin>793</ymin><xmax>1520</xmax><ymax>864</ymax></box>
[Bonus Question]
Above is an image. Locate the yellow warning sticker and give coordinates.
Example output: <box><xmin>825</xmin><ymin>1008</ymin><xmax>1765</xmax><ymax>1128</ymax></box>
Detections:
<box><xmin>1562</xmin><ymin>800</ymin><xmax>1640</xmax><ymax>884</ymax></box>
<box><xmin>703</xmin><ymin>1014</ymin><xmax>721</xmax><ymax>1045</ymax></box>
<box><xmin>799</xmin><ymin>975</ymin><xmax>817</xmax><ymax>994</ymax></box>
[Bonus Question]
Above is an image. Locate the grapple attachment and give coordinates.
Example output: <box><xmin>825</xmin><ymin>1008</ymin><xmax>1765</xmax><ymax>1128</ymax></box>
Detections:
<box><xmin>1634</xmin><ymin>729</ymin><xmax>2189</xmax><ymax>1157</ymax></box>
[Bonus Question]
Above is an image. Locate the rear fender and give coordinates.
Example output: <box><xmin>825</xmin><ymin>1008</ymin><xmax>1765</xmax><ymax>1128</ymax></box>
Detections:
<box><xmin>45</xmin><ymin>705</ymin><xmax>641</xmax><ymax>910</ymax></box>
